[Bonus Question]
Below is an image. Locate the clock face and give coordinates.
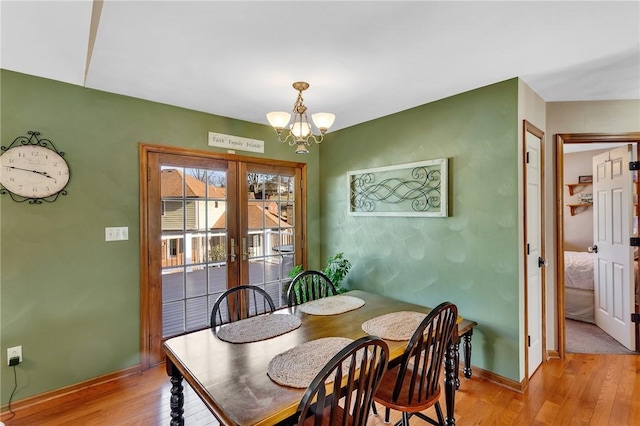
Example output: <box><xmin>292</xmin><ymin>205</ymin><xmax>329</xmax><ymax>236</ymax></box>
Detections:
<box><xmin>0</xmin><ymin>145</ymin><xmax>70</xmax><ymax>199</ymax></box>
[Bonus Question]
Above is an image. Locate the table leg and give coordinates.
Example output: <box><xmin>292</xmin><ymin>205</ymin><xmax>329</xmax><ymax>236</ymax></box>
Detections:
<box><xmin>463</xmin><ymin>329</ymin><xmax>474</xmax><ymax>379</ymax></box>
<box><xmin>444</xmin><ymin>340</ymin><xmax>457</xmax><ymax>426</ymax></box>
<box><xmin>454</xmin><ymin>339</ymin><xmax>460</xmax><ymax>390</ymax></box>
<box><xmin>166</xmin><ymin>359</ymin><xmax>185</xmax><ymax>426</ymax></box>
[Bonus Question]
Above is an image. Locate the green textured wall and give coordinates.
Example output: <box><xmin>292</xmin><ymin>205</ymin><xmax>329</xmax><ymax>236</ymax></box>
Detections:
<box><xmin>1</xmin><ymin>71</ymin><xmax>522</xmax><ymax>404</ymax></box>
<box><xmin>320</xmin><ymin>79</ymin><xmax>521</xmax><ymax>381</ymax></box>
<box><xmin>0</xmin><ymin>70</ymin><xmax>321</xmax><ymax>403</ymax></box>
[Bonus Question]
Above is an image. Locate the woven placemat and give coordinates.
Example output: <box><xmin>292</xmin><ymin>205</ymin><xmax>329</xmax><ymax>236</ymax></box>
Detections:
<box><xmin>267</xmin><ymin>337</ymin><xmax>354</xmax><ymax>388</ymax></box>
<box><xmin>216</xmin><ymin>314</ymin><xmax>302</xmax><ymax>344</ymax></box>
<box><xmin>362</xmin><ymin>311</ymin><xmax>427</xmax><ymax>341</ymax></box>
<box><xmin>362</xmin><ymin>311</ymin><xmax>464</xmax><ymax>341</ymax></box>
<box><xmin>299</xmin><ymin>295</ymin><xmax>365</xmax><ymax>316</ymax></box>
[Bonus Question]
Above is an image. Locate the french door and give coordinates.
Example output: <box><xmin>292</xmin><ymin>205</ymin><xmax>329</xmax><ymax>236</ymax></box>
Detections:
<box><xmin>140</xmin><ymin>144</ymin><xmax>305</xmax><ymax>368</ymax></box>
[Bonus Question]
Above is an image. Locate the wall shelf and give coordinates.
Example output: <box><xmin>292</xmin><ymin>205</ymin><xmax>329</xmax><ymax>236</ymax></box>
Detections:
<box><xmin>567</xmin><ymin>203</ymin><xmax>592</xmax><ymax>216</ymax></box>
<box><xmin>566</xmin><ymin>183</ymin><xmax>592</xmax><ymax>196</ymax></box>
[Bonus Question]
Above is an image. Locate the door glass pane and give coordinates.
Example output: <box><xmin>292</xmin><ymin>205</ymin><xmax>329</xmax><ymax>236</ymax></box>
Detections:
<box><xmin>247</xmin><ymin>172</ymin><xmax>296</xmax><ymax>307</ymax></box>
<box><xmin>161</xmin><ymin>166</ymin><xmax>228</xmax><ymax>338</ymax></box>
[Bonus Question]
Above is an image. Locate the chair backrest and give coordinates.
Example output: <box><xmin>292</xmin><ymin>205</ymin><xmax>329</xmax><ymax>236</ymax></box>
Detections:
<box><xmin>210</xmin><ymin>285</ymin><xmax>276</xmax><ymax>328</ymax></box>
<box><xmin>287</xmin><ymin>270</ymin><xmax>337</xmax><ymax>307</ymax></box>
<box><xmin>297</xmin><ymin>336</ymin><xmax>389</xmax><ymax>426</ymax></box>
<box><xmin>391</xmin><ymin>301</ymin><xmax>458</xmax><ymax>406</ymax></box>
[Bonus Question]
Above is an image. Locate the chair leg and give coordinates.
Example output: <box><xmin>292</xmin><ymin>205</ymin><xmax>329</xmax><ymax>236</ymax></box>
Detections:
<box><xmin>372</xmin><ymin>402</ymin><xmax>378</xmax><ymax>416</ymax></box>
<box><xmin>402</xmin><ymin>412</ymin><xmax>410</xmax><ymax>425</ymax></box>
<box><xmin>414</xmin><ymin>411</ymin><xmax>443</xmax><ymax>426</ymax></box>
<box><xmin>435</xmin><ymin>402</ymin><xmax>445</xmax><ymax>426</ymax></box>
<box><xmin>385</xmin><ymin>407</ymin><xmax>391</xmax><ymax>423</ymax></box>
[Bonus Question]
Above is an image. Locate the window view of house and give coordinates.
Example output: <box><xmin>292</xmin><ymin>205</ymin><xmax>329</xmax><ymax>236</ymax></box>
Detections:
<box><xmin>160</xmin><ymin>167</ymin><xmax>295</xmax><ymax>338</ymax></box>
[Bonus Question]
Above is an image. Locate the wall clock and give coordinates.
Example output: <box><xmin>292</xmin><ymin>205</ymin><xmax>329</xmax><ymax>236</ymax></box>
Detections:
<box><xmin>0</xmin><ymin>130</ymin><xmax>70</xmax><ymax>203</ymax></box>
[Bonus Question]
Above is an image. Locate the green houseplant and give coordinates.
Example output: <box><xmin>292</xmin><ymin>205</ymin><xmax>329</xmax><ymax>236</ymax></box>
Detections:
<box><xmin>287</xmin><ymin>252</ymin><xmax>352</xmax><ymax>294</ymax></box>
<box><xmin>322</xmin><ymin>252</ymin><xmax>351</xmax><ymax>293</ymax></box>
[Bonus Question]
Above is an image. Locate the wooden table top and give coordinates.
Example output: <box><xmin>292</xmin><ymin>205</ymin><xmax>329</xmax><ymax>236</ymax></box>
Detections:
<box><xmin>163</xmin><ymin>290</ymin><xmax>477</xmax><ymax>426</ymax></box>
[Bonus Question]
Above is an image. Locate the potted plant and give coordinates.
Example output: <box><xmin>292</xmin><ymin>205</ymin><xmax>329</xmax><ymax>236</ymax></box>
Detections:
<box><xmin>286</xmin><ymin>253</ymin><xmax>352</xmax><ymax>295</ymax></box>
<box><xmin>323</xmin><ymin>252</ymin><xmax>351</xmax><ymax>293</ymax></box>
<box><xmin>284</xmin><ymin>264</ymin><xmax>304</xmax><ymax>303</ymax></box>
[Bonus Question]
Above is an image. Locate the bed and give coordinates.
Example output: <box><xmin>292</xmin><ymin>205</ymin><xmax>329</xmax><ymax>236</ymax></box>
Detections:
<box><xmin>564</xmin><ymin>251</ymin><xmax>596</xmax><ymax>323</ymax></box>
<box><xmin>565</xmin><ymin>250</ymin><xmax>640</xmax><ymax>324</ymax></box>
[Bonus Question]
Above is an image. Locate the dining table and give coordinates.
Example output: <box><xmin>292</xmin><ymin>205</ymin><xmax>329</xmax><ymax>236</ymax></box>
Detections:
<box><xmin>163</xmin><ymin>289</ymin><xmax>477</xmax><ymax>426</ymax></box>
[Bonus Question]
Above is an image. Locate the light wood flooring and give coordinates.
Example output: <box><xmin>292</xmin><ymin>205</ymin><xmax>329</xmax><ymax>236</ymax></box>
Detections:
<box><xmin>2</xmin><ymin>353</ymin><xmax>638</xmax><ymax>425</ymax></box>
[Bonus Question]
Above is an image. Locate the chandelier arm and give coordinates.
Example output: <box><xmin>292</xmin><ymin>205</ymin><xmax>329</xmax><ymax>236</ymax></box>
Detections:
<box><xmin>273</xmin><ymin>129</ymin><xmax>299</xmax><ymax>147</ymax></box>
<box><xmin>304</xmin><ymin>133</ymin><xmax>323</xmax><ymax>145</ymax></box>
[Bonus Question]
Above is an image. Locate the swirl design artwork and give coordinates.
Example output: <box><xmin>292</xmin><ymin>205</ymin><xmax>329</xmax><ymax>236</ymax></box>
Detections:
<box><xmin>348</xmin><ymin>158</ymin><xmax>448</xmax><ymax>217</ymax></box>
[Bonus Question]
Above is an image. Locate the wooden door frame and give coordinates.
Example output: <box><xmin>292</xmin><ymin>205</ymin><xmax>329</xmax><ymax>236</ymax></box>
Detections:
<box><xmin>523</xmin><ymin>120</ymin><xmax>546</xmax><ymax>380</ymax></box>
<box><xmin>555</xmin><ymin>132</ymin><xmax>640</xmax><ymax>358</ymax></box>
<box><xmin>139</xmin><ymin>143</ymin><xmax>307</xmax><ymax>370</ymax></box>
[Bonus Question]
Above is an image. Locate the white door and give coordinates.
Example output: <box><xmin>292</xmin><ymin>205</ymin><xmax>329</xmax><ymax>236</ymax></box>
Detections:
<box><xmin>592</xmin><ymin>146</ymin><xmax>635</xmax><ymax>350</ymax></box>
<box><xmin>525</xmin><ymin>126</ymin><xmax>544</xmax><ymax>377</ymax></box>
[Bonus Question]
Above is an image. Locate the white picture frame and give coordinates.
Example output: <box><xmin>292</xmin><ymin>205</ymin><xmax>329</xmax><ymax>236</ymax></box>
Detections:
<box><xmin>348</xmin><ymin>158</ymin><xmax>448</xmax><ymax>217</ymax></box>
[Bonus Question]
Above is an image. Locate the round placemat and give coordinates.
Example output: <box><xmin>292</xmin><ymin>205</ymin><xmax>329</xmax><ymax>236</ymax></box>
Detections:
<box><xmin>299</xmin><ymin>295</ymin><xmax>365</xmax><ymax>316</ymax></box>
<box><xmin>361</xmin><ymin>311</ymin><xmax>427</xmax><ymax>341</ymax></box>
<box><xmin>267</xmin><ymin>337</ymin><xmax>354</xmax><ymax>388</ymax></box>
<box><xmin>216</xmin><ymin>314</ymin><xmax>302</xmax><ymax>344</ymax></box>
<box><xmin>362</xmin><ymin>311</ymin><xmax>464</xmax><ymax>341</ymax></box>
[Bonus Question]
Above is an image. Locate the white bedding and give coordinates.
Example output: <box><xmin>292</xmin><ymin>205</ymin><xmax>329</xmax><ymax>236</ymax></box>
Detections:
<box><xmin>564</xmin><ymin>251</ymin><xmax>638</xmax><ymax>324</ymax></box>
<box><xmin>565</xmin><ymin>287</ymin><xmax>595</xmax><ymax>323</ymax></box>
<box><xmin>564</xmin><ymin>251</ymin><xmax>594</xmax><ymax>291</ymax></box>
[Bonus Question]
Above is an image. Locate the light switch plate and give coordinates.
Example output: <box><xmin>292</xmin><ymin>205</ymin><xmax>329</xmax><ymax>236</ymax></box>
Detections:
<box><xmin>105</xmin><ymin>227</ymin><xmax>129</xmax><ymax>241</ymax></box>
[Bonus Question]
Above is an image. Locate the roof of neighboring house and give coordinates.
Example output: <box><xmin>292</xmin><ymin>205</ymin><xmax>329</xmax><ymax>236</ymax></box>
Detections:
<box><xmin>161</xmin><ymin>169</ymin><xmax>225</xmax><ymax>199</ymax></box>
<box><xmin>212</xmin><ymin>203</ymin><xmax>288</xmax><ymax>230</ymax></box>
<box><xmin>162</xmin><ymin>169</ymin><xmax>288</xmax><ymax>230</ymax></box>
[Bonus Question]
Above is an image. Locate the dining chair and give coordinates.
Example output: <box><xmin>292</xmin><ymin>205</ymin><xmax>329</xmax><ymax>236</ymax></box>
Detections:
<box><xmin>287</xmin><ymin>270</ymin><xmax>337</xmax><ymax>307</ymax></box>
<box><xmin>295</xmin><ymin>335</ymin><xmax>389</xmax><ymax>426</ymax></box>
<box><xmin>372</xmin><ymin>301</ymin><xmax>458</xmax><ymax>426</ymax></box>
<box><xmin>210</xmin><ymin>284</ymin><xmax>276</xmax><ymax>328</ymax></box>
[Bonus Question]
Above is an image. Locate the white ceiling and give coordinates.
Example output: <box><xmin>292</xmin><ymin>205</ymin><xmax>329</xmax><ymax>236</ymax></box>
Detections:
<box><xmin>1</xmin><ymin>1</ymin><xmax>639</xmax><ymax>132</ymax></box>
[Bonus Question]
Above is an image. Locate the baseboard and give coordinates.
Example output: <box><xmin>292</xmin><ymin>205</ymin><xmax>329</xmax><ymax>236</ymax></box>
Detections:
<box><xmin>466</xmin><ymin>365</ymin><xmax>527</xmax><ymax>394</ymax></box>
<box><xmin>0</xmin><ymin>364</ymin><xmax>141</xmax><ymax>418</ymax></box>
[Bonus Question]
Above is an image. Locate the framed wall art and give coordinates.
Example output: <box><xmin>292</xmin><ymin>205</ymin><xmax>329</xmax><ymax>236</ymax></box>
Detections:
<box><xmin>348</xmin><ymin>158</ymin><xmax>448</xmax><ymax>217</ymax></box>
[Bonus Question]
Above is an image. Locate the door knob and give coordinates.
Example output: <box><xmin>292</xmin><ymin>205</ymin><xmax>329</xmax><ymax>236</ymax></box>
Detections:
<box><xmin>242</xmin><ymin>238</ymin><xmax>252</xmax><ymax>260</ymax></box>
<box><xmin>228</xmin><ymin>238</ymin><xmax>236</xmax><ymax>262</ymax></box>
<box><xmin>538</xmin><ymin>257</ymin><xmax>549</xmax><ymax>268</ymax></box>
<box><xmin>588</xmin><ymin>244</ymin><xmax>598</xmax><ymax>253</ymax></box>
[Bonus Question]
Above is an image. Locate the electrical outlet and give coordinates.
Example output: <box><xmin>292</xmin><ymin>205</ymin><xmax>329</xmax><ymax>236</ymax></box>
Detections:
<box><xmin>7</xmin><ymin>346</ymin><xmax>22</xmax><ymax>365</ymax></box>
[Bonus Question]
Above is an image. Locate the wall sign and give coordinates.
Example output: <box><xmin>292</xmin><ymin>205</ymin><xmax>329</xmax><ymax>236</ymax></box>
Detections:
<box><xmin>208</xmin><ymin>132</ymin><xmax>264</xmax><ymax>153</ymax></box>
<box><xmin>348</xmin><ymin>158</ymin><xmax>448</xmax><ymax>217</ymax></box>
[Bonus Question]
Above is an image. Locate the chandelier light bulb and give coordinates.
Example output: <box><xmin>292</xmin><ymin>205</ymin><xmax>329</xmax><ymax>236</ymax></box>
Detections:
<box><xmin>311</xmin><ymin>113</ymin><xmax>335</xmax><ymax>133</ymax></box>
<box><xmin>291</xmin><ymin>121</ymin><xmax>311</xmax><ymax>138</ymax></box>
<box><xmin>266</xmin><ymin>111</ymin><xmax>291</xmax><ymax>130</ymax></box>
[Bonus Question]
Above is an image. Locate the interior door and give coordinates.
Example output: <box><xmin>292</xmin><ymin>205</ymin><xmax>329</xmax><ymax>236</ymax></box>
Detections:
<box><xmin>592</xmin><ymin>145</ymin><xmax>635</xmax><ymax>350</ymax></box>
<box><xmin>524</xmin><ymin>122</ymin><xmax>545</xmax><ymax>377</ymax></box>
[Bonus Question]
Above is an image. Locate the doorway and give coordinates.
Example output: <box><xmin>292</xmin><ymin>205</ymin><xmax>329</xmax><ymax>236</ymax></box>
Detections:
<box><xmin>556</xmin><ymin>132</ymin><xmax>640</xmax><ymax>357</ymax></box>
<box><xmin>139</xmin><ymin>144</ymin><xmax>306</xmax><ymax>369</ymax></box>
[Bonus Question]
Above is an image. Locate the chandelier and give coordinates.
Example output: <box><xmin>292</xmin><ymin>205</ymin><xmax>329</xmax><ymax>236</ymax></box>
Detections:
<box><xmin>266</xmin><ymin>82</ymin><xmax>335</xmax><ymax>154</ymax></box>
